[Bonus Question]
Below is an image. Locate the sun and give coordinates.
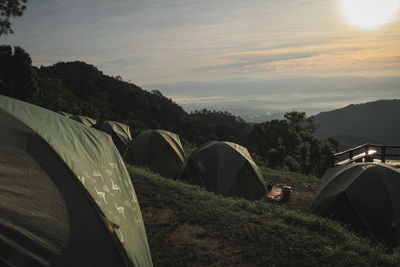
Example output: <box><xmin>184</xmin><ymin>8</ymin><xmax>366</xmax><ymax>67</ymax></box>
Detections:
<box><xmin>340</xmin><ymin>0</ymin><xmax>400</xmax><ymax>29</ymax></box>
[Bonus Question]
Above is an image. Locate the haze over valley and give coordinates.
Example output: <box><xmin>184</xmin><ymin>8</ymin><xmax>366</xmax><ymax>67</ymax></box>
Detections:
<box><xmin>144</xmin><ymin>76</ymin><xmax>400</xmax><ymax>122</ymax></box>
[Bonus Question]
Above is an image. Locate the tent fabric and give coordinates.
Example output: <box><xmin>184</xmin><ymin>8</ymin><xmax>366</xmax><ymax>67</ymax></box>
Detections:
<box><xmin>0</xmin><ymin>108</ymin><xmax>125</xmax><ymax>266</ymax></box>
<box><xmin>94</xmin><ymin>120</ymin><xmax>132</xmax><ymax>159</ymax></box>
<box><xmin>179</xmin><ymin>141</ymin><xmax>267</xmax><ymax>200</ymax></box>
<box><xmin>57</xmin><ymin>111</ymin><xmax>73</xmax><ymax>117</ymax></box>
<box><xmin>131</xmin><ymin>130</ymin><xmax>186</xmax><ymax>178</ymax></box>
<box><xmin>70</xmin><ymin>115</ymin><xmax>97</xmax><ymax>127</ymax></box>
<box><xmin>0</xmin><ymin>95</ymin><xmax>152</xmax><ymax>266</ymax></box>
<box><xmin>311</xmin><ymin>163</ymin><xmax>400</xmax><ymax>245</ymax></box>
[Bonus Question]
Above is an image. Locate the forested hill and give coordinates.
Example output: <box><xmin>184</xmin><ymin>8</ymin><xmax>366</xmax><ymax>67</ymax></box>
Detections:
<box><xmin>40</xmin><ymin>62</ymin><xmax>251</xmax><ymax>144</ymax></box>
<box><xmin>37</xmin><ymin>61</ymin><xmax>188</xmax><ymax>132</ymax></box>
<box><xmin>0</xmin><ymin>45</ymin><xmax>250</xmax><ymax>146</ymax></box>
<box><xmin>0</xmin><ymin>45</ymin><xmax>337</xmax><ymax>176</ymax></box>
<box><xmin>314</xmin><ymin>100</ymin><xmax>400</xmax><ymax>149</ymax></box>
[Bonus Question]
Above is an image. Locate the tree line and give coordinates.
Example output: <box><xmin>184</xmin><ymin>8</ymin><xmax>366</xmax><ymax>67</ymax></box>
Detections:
<box><xmin>0</xmin><ymin>45</ymin><xmax>338</xmax><ymax>176</ymax></box>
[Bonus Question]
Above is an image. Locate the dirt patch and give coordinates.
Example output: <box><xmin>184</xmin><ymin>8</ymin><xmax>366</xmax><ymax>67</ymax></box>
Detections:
<box><xmin>268</xmin><ymin>185</ymin><xmax>314</xmax><ymax>211</ymax></box>
<box><xmin>291</xmin><ymin>190</ymin><xmax>314</xmax><ymax>202</ymax></box>
<box><xmin>142</xmin><ymin>207</ymin><xmax>176</xmax><ymax>225</ymax></box>
<box><xmin>169</xmin><ymin>224</ymin><xmax>242</xmax><ymax>266</ymax></box>
<box><xmin>287</xmin><ymin>190</ymin><xmax>314</xmax><ymax>211</ymax></box>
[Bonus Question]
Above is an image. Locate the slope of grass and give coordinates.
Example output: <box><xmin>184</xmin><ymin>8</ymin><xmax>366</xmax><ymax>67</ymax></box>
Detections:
<box><xmin>128</xmin><ymin>165</ymin><xmax>400</xmax><ymax>266</ymax></box>
<box><xmin>261</xmin><ymin>166</ymin><xmax>321</xmax><ymax>192</ymax></box>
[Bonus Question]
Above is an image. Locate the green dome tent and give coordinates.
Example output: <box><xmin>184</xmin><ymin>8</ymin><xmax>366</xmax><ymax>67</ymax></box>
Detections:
<box><xmin>131</xmin><ymin>130</ymin><xmax>186</xmax><ymax>178</ymax></box>
<box><xmin>0</xmin><ymin>95</ymin><xmax>152</xmax><ymax>267</ymax></box>
<box><xmin>70</xmin><ymin>115</ymin><xmax>97</xmax><ymax>127</ymax></box>
<box><xmin>94</xmin><ymin>120</ymin><xmax>132</xmax><ymax>159</ymax></box>
<box><xmin>179</xmin><ymin>141</ymin><xmax>267</xmax><ymax>200</ymax></box>
<box><xmin>311</xmin><ymin>163</ymin><xmax>400</xmax><ymax>245</ymax></box>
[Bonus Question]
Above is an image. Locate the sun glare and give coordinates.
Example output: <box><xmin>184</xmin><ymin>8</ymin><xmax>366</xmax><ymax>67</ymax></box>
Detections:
<box><xmin>341</xmin><ymin>0</ymin><xmax>400</xmax><ymax>29</ymax></box>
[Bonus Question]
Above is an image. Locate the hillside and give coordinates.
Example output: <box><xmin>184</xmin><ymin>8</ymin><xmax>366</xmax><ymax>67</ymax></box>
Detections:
<box><xmin>38</xmin><ymin>62</ymin><xmax>250</xmax><ymax>145</ymax></box>
<box><xmin>129</xmin><ymin>165</ymin><xmax>400</xmax><ymax>266</ymax></box>
<box><xmin>326</xmin><ymin>134</ymin><xmax>386</xmax><ymax>151</ymax></box>
<box><xmin>0</xmin><ymin>45</ymin><xmax>249</xmax><ymax>146</ymax></box>
<box><xmin>37</xmin><ymin>61</ymin><xmax>188</xmax><ymax>133</ymax></box>
<box><xmin>314</xmin><ymin>100</ymin><xmax>400</xmax><ymax>149</ymax></box>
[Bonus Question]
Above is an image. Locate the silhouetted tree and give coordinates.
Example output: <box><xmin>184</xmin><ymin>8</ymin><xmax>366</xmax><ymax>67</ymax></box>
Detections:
<box><xmin>0</xmin><ymin>45</ymin><xmax>38</xmax><ymax>100</ymax></box>
<box><xmin>248</xmin><ymin>111</ymin><xmax>337</xmax><ymax>175</ymax></box>
<box><xmin>186</xmin><ymin>109</ymin><xmax>250</xmax><ymax>145</ymax></box>
<box><xmin>0</xmin><ymin>0</ymin><xmax>28</xmax><ymax>35</ymax></box>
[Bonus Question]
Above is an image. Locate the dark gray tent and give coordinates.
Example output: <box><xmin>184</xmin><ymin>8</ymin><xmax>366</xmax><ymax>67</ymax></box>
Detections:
<box><xmin>131</xmin><ymin>130</ymin><xmax>186</xmax><ymax>178</ymax></box>
<box><xmin>311</xmin><ymin>163</ymin><xmax>400</xmax><ymax>245</ymax></box>
<box><xmin>0</xmin><ymin>95</ymin><xmax>152</xmax><ymax>266</ymax></box>
<box><xmin>70</xmin><ymin>115</ymin><xmax>97</xmax><ymax>127</ymax></box>
<box><xmin>179</xmin><ymin>141</ymin><xmax>267</xmax><ymax>200</ymax></box>
<box><xmin>94</xmin><ymin>120</ymin><xmax>132</xmax><ymax>159</ymax></box>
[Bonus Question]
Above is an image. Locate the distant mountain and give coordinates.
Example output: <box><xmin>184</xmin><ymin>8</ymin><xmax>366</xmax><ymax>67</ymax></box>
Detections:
<box><xmin>314</xmin><ymin>100</ymin><xmax>400</xmax><ymax>150</ymax></box>
<box><xmin>326</xmin><ymin>134</ymin><xmax>385</xmax><ymax>151</ymax></box>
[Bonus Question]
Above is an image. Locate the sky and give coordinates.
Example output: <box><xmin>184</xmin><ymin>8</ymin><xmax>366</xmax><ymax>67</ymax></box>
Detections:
<box><xmin>2</xmin><ymin>0</ymin><xmax>400</xmax><ymax>120</ymax></box>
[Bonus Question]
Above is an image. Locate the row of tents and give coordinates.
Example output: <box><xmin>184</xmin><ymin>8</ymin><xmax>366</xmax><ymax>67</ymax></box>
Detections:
<box><xmin>3</xmin><ymin>94</ymin><xmax>400</xmax><ymax>264</ymax></box>
<box><xmin>0</xmin><ymin>95</ymin><xmax>268</xmax><ymax>266</ymax></box>
<box><xmin>58</xmin><ymin>111</ymin><xmax>269</xmax><ymax>201</ymax></box>
<box><xmin>57</xmin><ymin>112</ymin><xmax>132</xmax><ymax>159</ymax></box>
<box><xmin>63</xmin><ymin>105</ymin><xmax>400</xmax><ymax>246</ymax></box>
<box><xmin>59</xmin><ymin>106</ymin><xmax>400</xmax><ymax>247</ymax></box>
<box><xmin>129</xmin><ymin>132</ymin><xmax>268</xmax><ymax>200</ymax></box>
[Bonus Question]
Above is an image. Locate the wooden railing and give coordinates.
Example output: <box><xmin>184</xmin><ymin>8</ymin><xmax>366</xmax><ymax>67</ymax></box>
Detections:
<box><xmin>334</xmin><ymin>144</ymin><xmax>400</xmax><ymax>166</ymax></box>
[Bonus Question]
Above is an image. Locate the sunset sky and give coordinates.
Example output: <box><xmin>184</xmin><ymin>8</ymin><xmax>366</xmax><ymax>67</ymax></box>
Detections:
<box><xmin>2</xmin><ymin>0</ymin><xmax>400</xmax><ymax>120</ymax></box>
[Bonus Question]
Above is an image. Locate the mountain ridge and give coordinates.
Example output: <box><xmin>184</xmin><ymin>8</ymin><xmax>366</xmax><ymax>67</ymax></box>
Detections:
<box><xmin>313</xmin><ymin>99</ymin><xmax>400</xmax><ymax>149</ymax></box>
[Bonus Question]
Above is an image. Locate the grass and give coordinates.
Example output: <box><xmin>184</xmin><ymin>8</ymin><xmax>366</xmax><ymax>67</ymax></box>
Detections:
<box><xmin>128</xmin><ymin>165</ymin><xmax>400</xmax><ymax>266</ymax></box>
<box><xmin>261</xmin><ymin>166</ymin><xmax>321</xmax><ymax>192</ymax></box>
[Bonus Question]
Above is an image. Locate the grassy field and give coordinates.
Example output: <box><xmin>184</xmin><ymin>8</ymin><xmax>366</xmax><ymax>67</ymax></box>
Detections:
<box><xmin>261</xmin><ymin>166</ymin><xmax>320</xmax><ymax>192</ymax></box>
<box><xmin>127</xmin><ymin>165</ymin><xmax>400</xmax><ymax>266</ymax></box>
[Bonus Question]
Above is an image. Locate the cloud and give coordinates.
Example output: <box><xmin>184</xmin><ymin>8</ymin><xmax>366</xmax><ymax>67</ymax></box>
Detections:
<box><xmin>192</xmin><ymin>52</ymin><xmax>318</xmax><ymax>71</ymax></box>
<box><xmin>3</xmin><ymin>0</ymin><xmax>400</xmax><ymax>84</ymax></box>
<box><xmin>168</xmin><ymin>95</ymin><xmax>226</xmax><ymax>104</ymax></box>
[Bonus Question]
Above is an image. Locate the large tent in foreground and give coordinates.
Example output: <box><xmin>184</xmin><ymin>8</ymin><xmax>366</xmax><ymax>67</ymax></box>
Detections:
<box><xmin>0</xmin><ymin>95</ymin><xmax>152</xmax><ymax>266</ymax></box>
<box><xmin>131</xmin><ymin>130</ymin><xmax>186</xmax><ymax>178</ymax></box>
<box><xmin>311</xmin><ymin>163</ymin><xmax>400</xmax><ymax>245</ymax></box>
<box><xmin>70</xmin><ymin>115</ymin><xmax>97</xmax><ymax>127</ymax></box>
<box><xmin>179</xmin><ymin>141</ymin><xmax>267</xmax><ymax>200</ymax></box>
<box><xmin>94</xmin><ymin>120</ymin><xmax>132</xmax><ymax>159</ymax></box>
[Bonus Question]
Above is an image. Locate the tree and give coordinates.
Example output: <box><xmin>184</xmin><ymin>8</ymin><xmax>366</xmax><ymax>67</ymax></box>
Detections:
<box><xmin>248</xmin><ymin>111</ymin><xmax>337</xmax><ymax>176</ymax></box>
<box><xmin>0</xmin><ymin>0</ymin><xmax>28</xmax><ymax>36</ymax></box>
<box><xmin>187</xmin><ymin>109</ymin><xmax>250</xmax><ymax>145</ymax></box>
<box><xmin>284</xmin><ymin>111</ymin><xmax>318</xmax><ymax>134</ymax></box>
<box><xmin>0</xmin><ymin>45</ymin><xmax>39</xmax><ymax>100</ymax></box>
